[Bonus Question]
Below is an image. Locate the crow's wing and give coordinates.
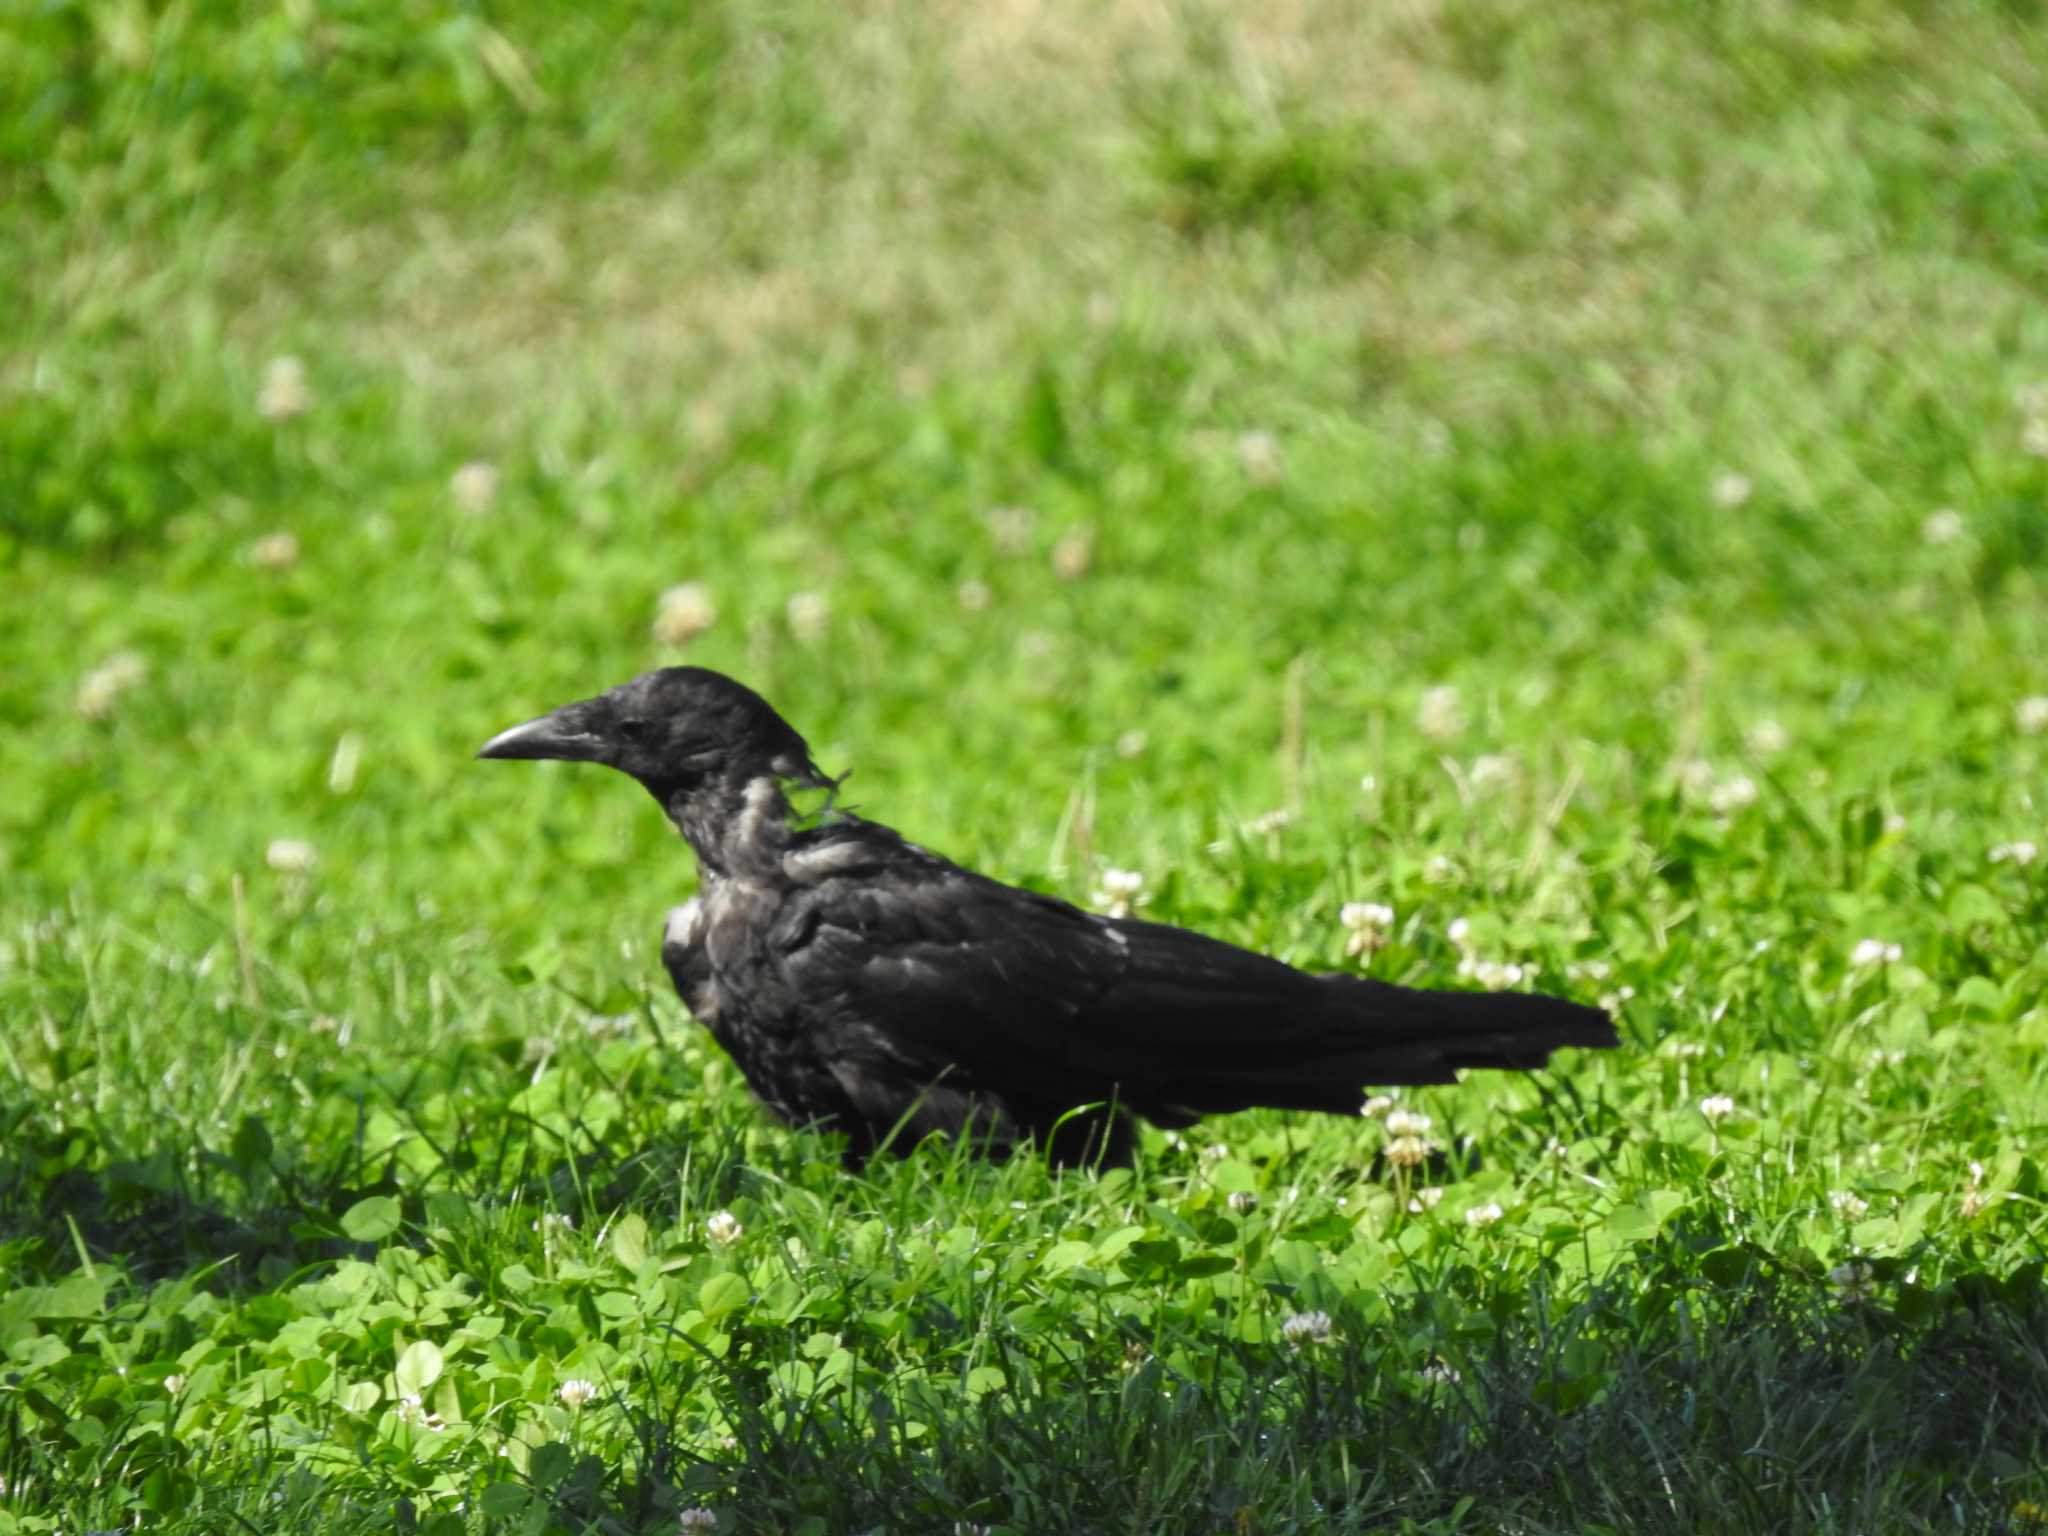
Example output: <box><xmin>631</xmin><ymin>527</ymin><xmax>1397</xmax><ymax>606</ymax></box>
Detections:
<box><xmin>776</xmin><ymin>829</ymin><xmax>1132</xmax><ymax>1079</ymax></box>
<box><xmin>773</xmin><ymin>824</ymin><xmax>1611</xmax><ymax>1124</ymax></box>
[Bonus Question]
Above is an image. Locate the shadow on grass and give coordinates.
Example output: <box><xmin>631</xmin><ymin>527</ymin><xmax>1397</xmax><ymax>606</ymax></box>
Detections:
<box><xmin>5</xmin><ymin>1062</ymin><xmax>2046</xmax><ymax>1535</ymax></box>
<box><xmin>655</xmin><ymin>1258</ymin><xmax>2048</xmax><ymax>1535</ymax></box>
<box><xmin>0</xmin><ymin>1031</ymin><xmax>770</xmax><ymax>1291</ymax></box>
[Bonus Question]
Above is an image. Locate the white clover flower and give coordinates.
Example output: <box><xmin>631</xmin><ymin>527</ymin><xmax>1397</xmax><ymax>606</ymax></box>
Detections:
<box><xmin>250</xmin><ymin>531</ymin><xmax>300</xmax><ymax>570</ymax></box>
<box><xmin>1990</xmin><ymin>840</ymin><xmax>2039</xmax><ymax>867</ymax></box>
<box><xmin>653</xmin><ymin>583</ymin><xmax>717</xmax><ymax>646</ymax></box>
<box><xmin>1850</xmin><ymin>938</ymin><xmax>1902</xmax><ymax>969</ymax></box>
<box><xmin>1280</xmin><ymin>1310</ymin><xmax>1332</xmax><ymax>1348</ymax></box>
<box><xmin>705</xmin><ymin>1210</ymin><xmax>743</xmax><ymax>1246</ymax></box>
<box><xmin>1458</xmin><ymin>956</ymin><xmax>1528</xmax><ymax>989</ymax></box>
<box><xmin>1201</xmin><ymin>1142</ymin><xmax>1230</xmax><ymax>1163</ymax></box>
<box><xmin>1468</xmin><ymin>754</ymin><xmax>1518</xmax><ymax>792</ymax></box>
<box><xmin>1597</xmin><ymin>986</ymin><xmax>1636</xmax><ymax>1013</ymax></box>
<box><xmin>1960</xmin><ymin>1161</ymin><xmax>1991</xmax><ymax>1218</ymax></box>
<box><xmin>1384</xmin><ymin>1134</ymin><xmax>1435</xmax><ymax>1168</ymax></box>
<box><xmin>1921</xmin><ymin>508</ymin><xmax>1965</xmax><ymax>546</ymax></box>
<box><xmin>395</xmin><ymin>1392</ymin><xmax>446</xmax><ymax>1430</ymax></box>
<box><xmin>1463</xmin><ymin>1201</ymin><xmax>1505</xmax><ymax>1228</ymax></box>
<box><xmin>1745</xmin><ymin>719</ymin><xmax>1790</xmax><ymax>756</ymax></box>
<box><xmin>75</xmin><ymin>652</ymin><xmax>147</xmax><ymax>720</ymax></box>
<box><xmin>1446</xmin><ymin>918</ymin><xmax>1473</xmax><ymax>951</ymax></box>
<box><xmin>1710</xmin><ymin>471</ymin><xmax>1753</xmax><ymax>509</ymax></box>
<box><xmin>265</xmin><ymin>838</ymin><xmax>318</xmax><ymax>873</ymax></box>
<box><xmin>1092</xmin><ymin>867</ymin><xmax>1146</xmax><ymax>919</ymax></box>
<box><xmin>1708</xmin><ymin>774</ymin><xmax>1759</xmax><ymax>815</ymax></box>
<box><xmin>534</xmin><ymin>1212</ymin><xmax>574</xmax><ymax>1249</ymax></box>
<box><xmin>1416</xmin><ymin>685</ymin><xmax>1465</xmax><ymax>741</ymax></box>
<box><xmin>557</xmin><ymin>1378</ymin><xmax>600</xmax><ymax>1409</ymax></box>
<box><xmin>1828</xmin><ymin>1262</ymin><xmax>1875</xmax><ymax>1303</ymax></box>
<box><xmin>451</xmin><ymin>460</ymin><xmax>500</xmax><ymax>515</ymax></box>
<box><xmin>1051</xmin><ymin>527</ymin><xmax>1094</xmax><ymax>580</ymax></box>
<box><xmin>1679</xmin><ymin>761</ymin><xmax>1756</xmax><ymax>813</ymax></box>
<box><xmin>1863</xmin><ymin>1047</ymin><xmax>1906</xmax><ymax>1070</ymax></box>
<box><xmin>583</xmin><ymin>1011</ymin><xmax>638</xmax><ymax>1041</ymax></box>
<box><xmin>1407</xmin><ymin>1185</ymin><xmax>1444</xmax><ymax>1213</ymax></box>
<box><xmin>984</xmin><ymin>505</ymin><xmax>1036</xmax><ymax>555</ymax></box>
<box><xmin>1358</xmin><ymin>773</ymin><xmax>1378</xmax><ymax>795</ymax></box>
<box><xmin>1384</xmin><ymin>1108</ymin><xmax>1432</xmax><ymax>1139</ymax></box>
<box><xmin>257</xmin><ymin>356</ymin><xmax>311</xmax><ymax>421</ymax></box>
<box><xmin>2017</xmin><ymin>697</ymin><xmax>2048</xmax><ymax>735</ymax></box>
<box><xmin>678</xmin><ymin>1511</ymin><xmax>719</xmax><ymax>1533</ymax></box>
<box><xmin>1360</xmin><ymin>1094</ymin><xmax>1394</xmax><ymax>1118</ymax></box>
<box><xmin>785</xmin><ymin>591</ymin><xmax>830</xmax><ymax>642</ymax></box>
<box><xmin>1419</xmin><ymin>1359</ymin><xmax>1461</xmax><ymax>1387</ymax></box>
<box><xmin>164</xmin><ymin>1373</ymin><xmax>188</xmax><ymax>1395</ymax></box>
<box><xmin>956</xmin><ymin>579</ymin><xmax>992</xmax><ymax>614</ymax></box>
<box><xmin>1567</xmin><ymin>959</ymin><xmax>1611</xmax><ymax>983</ymax></box>
<box><xmin>1116</xmin><ymin>729</ymin><xmax>1148</xmax><ymax>759</ymax></box>
<box><xmin>1236</xmin><ymin>430</ymin><xmax>1282</xmax><ymax>485</ymax></box>
<box><xmin>1422</xmin><ymin>854</ymin><xmax>1458</xmax><ymax>885</ymax></box>
<box><xmin>1828</xmin><ymin>1190</ymin><xmax>1870</xmax><ymax>1220</ymax></box>
<box><xmin>1699</xmin><ymin>1095</ymin><xmax>1736</xmax><ymax>1122</ymax></box>
<box><xmin>1339</xmin><ymin>902</ymin><xmax>1395</xmax><ymax>957</ymax></box>
<box><xmin>1227</xmin><ymin>1190</ymin><xmax>1259</xmax><ymax>1214</ymax></box>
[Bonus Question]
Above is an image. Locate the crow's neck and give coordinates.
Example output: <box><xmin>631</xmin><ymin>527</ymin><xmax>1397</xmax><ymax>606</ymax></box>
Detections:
<box><xmin>663</xmin><ymin>772</ymin><xmax>803</xmax><ymax>881</ymax></box>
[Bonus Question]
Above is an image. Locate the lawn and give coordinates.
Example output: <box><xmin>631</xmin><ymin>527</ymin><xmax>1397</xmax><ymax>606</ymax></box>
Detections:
<box><xmin>4</xmin><ymin>0</ymin><xmax>2048</xmax><ymax>1531</ymax></box>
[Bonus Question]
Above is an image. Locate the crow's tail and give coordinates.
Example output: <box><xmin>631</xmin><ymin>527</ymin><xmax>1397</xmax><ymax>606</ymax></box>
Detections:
<box><xmin>1136</xmin><ymin>970</ymin><xmax>1618</xmax><ymax>1120</ymax></box>
<box><xmin>1325</xmin><ymin>971</ymin><xmax>1612</xmax><ymax>1070</ymax></box>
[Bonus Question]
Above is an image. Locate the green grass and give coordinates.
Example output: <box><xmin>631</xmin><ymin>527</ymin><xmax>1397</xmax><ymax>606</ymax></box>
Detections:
<box><xmin>6</xmin><ymin>0</ymin><xmax>2048</xmax><ymax>1530</ymax></box>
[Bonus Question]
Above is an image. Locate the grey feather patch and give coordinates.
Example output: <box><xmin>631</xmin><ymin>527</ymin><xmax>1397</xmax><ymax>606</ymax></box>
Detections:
<box><xmin>783</xmin><ymin>840</ymin><xmax>876</xmax><ymax>883</ymax></box>
<box><xmin>663</xmin><ymin>898</ymin><xmax>704</xmax><ymax>950</ymax></box>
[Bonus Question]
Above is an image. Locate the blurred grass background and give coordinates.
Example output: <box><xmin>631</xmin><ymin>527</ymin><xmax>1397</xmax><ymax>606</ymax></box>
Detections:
<box><xmin>7</xmin><ymin>0</ymin><xmax>2048</xmax><ymax>902</ymax></box>
<box><xmin>5</xmin><ymin>1</ymin><xmax>2048</xmax><ymax>1531</ymax></box>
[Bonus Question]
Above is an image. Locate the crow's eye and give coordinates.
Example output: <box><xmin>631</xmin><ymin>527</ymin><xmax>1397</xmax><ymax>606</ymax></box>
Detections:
<box><xmin>619</xmin><ymin>719</ymin><xmax>651</xmax><ymax>743</ymax></box>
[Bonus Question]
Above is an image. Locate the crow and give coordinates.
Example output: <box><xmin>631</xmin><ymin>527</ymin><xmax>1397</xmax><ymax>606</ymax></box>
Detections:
<box><xmin>480</xmin><ymin>667</ymin><xmax>1617</xmax><ymax>1166</ymax></box>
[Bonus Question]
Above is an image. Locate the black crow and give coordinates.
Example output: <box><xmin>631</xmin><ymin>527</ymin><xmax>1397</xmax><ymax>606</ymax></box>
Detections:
<box><xmin>480</xmin><ymin>668</ymin><xmax>1617</xmax><ymax>1165</ymax></box>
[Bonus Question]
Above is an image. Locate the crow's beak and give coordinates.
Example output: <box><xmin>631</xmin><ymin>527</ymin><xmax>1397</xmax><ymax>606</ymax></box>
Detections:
<box><xmin>477</xmin><ymin>708</ymin><xmax>609</xmax><ymax>764</ymax></box>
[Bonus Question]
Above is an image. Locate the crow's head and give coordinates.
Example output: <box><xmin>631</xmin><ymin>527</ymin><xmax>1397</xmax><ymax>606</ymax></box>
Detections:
<box><xmin>478</xmin><ymin>668</ymin><xmax>831</xmax><ymax>806</ymax></box>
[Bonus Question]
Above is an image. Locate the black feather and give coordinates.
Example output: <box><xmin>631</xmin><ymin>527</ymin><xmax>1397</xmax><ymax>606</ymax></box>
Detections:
<box><xmin>483</xmin><ymin>668</ymin><xmax>1621</xmax><ymax>1166</ymax></box>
